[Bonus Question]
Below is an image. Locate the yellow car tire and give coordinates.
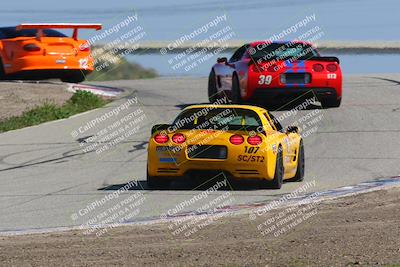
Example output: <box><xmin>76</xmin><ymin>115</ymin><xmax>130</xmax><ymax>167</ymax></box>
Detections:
<box><xmin>291</xmin><ymin>140</ymin><xmax>305</xmax><ymax>182</ymax></box>
<box><xmin>260</xmin><ymin>147</ymin><xmax>283</xmax><ymax>189</ymax></box>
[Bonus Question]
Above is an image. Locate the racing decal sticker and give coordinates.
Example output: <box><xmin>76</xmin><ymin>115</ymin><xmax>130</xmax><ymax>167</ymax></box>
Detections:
<box><xmin>156</xmin><ymin>146</ymin><xmax>181</xmax><ymax>164</ymax></box>
<box><xmin>244</xmin><ymin>146</ymin><xmax>260</xmax><ymax>154</ymax></box>
<box><xmin>258</xmin><ymin>75</ymin><xmax>272</xmax><ymax>85</ymax></box>
<box><xmin>159</xmin><ymin>158</ymin><xmax>178</xmax><ymax>163</ymax></box>
<box><xmin>285</xmin><ymin>60</ymin><xmax>294</xmax><ymax>69</ymax></box>
<box><xmin>56</xmin><ymin>59</ymin><xmax>66</xmax><ymax>64</ymax></box>
<box><xmin>284</xmin><ymin>137</ymin><xmax>291</xmax><ymax>152</ymax></box>
<box><xmin>272</xmin><ymin>144</ymin><xmax>277</xmax><ymax>154</ymax></box>
<box><xmin>156</xmin><ymin>146</ymin><xmax>179</xmax><ymax>152</ymax></box>
<box><xmin>79</xmin><ymin>58</ymin><xmax>89</xmax><ymax>69</ymax></box>
<box><xmin>239</xmin><ymin>146</ymin><xmax>263</xmax><ymax>161</ymax></box>
<box><xmin>327</xmin><ymin>73</ymin><xmax>337</xmax><ymax>79</ymax></box>
<box><xmin>237</xmin><ymin>155</ymin><xmax>265</xmax><ymax>163</ymax></box>
<box><xmin>296</xmin><ymin>61</ymin><xmax>306</xmax><ymax>70</ymax></box>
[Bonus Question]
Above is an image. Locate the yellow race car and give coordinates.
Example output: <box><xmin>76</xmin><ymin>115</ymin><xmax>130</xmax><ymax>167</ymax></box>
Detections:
<box><xmin>147</xmin><ymin>104</ymin><xmax>304</xmax><ymax>189</ymax></box>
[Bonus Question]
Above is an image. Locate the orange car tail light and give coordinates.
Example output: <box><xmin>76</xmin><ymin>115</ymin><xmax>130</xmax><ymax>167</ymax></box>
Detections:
<box><xmin>229</xmin><ymin>135</ymin><xmax>244</xmax><ymax>145</ymax></box>
<box><xmin>154</xmin><ymin>133</ymin><xmax>169</xmax><ymax>144</ymax></box>
<box><xmin>23</xmin><ymin>43</ymin><xmax>41</xmax><ymax>52</ymax></box>
<box><xmin>172</xmin><ymin>133</ymin><xmax>185</xmax><ymax>144</ymax></box>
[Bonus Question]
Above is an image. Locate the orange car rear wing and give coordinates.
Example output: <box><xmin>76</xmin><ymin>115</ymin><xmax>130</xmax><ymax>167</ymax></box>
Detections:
<box><xmin>16</xmin><ymin>23</ymin><xmax>102</xmax><ymax>40</ymax></box>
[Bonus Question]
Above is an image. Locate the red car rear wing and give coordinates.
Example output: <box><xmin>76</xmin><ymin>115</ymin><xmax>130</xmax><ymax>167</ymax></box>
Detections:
<box><xmin>248</xmin><ymin>56</ymin><xmax>340</xmax><ymax>65</ymax></box>
<box><xmin>16</xmin><ymin>23</ymin><xmax>102</xmax><ymax>39</ymax></box>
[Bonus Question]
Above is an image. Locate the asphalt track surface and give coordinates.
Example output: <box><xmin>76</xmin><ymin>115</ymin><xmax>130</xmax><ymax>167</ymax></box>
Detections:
<box><xmin>1</xmin><ymin>74</ymin><xmax>400</xmax><ymax>233</ymax></box>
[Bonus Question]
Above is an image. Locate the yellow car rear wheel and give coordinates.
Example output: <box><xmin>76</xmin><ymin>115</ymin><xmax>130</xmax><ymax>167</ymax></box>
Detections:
<box><xmin>291</xmin><ymin>140</ymin><xmax>305</xmax><ymax>182</ymax></box>
<box><xmin>260</xmin><ymin>147</ymin><xmax>283</xmax><ymax>189</ymax></box>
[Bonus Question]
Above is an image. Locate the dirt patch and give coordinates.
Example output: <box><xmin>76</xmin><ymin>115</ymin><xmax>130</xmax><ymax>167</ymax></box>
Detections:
<box><xmin>0</xmin><ymin>81</ymin><xmax>72</xmax><ymax>120</ymax></box>
<box><xmin>0</xmin><ymin>188</ymin><xmax>399</xmax><ymax>267</ymax></box>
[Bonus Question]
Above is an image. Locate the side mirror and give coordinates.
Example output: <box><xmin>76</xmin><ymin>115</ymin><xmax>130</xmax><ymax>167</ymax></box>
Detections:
<box><xmin>217</xmin><ymin>57</ymin><xmax>228</xmax><ymax>64</ymax></box>
<box><xmin>286</xmin><ymin>126</ymin><xmax>299</xmax><ymax>133</ymax></box>
<box><xmin>151</xmin><ymin>124</ymin><xmax>170</xmax><ymax>135</ymax></box>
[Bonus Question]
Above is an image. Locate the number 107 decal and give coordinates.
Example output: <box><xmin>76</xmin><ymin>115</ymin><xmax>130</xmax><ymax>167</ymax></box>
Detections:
<box><xmin>244</xmin><ymin>146</ymin><xmax>259</xmax><ymax>154</ymax></box>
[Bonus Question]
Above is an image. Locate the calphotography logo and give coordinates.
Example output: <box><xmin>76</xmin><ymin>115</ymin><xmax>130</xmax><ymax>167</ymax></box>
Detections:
<box><xmin>69</xmin><ymin>96</ymin><xmax>150</xmax><ymax>155</ymax></box>
<box><xmin>91</xmin><ymin>14</ymin><xmax>146</xmax><ymax>70</ymax></box>
<box><xmin>159</xmin><ymin>177</ymin><xmax>235</xmax><ymax>238</ymax></box>
<box><xmin>71</xmin><ymin>179</ymin><xmax>147</xmax><ymax>237</ymax></box>
<box><xmin>161</xmin><ymin>13</ymin><xmax>236</xmax><ymax>73</ymax></box>
<box><xmin>250</xmin><ymin>181</ymin><xmax>322</xmax><ymax>238</ymax></box>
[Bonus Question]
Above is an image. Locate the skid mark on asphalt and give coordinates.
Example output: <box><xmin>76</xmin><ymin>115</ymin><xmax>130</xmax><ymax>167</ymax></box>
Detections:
<box><xmin>0</xmin><ymin>142</ymin><xmax>77</xmax><ymax>146</ymax></box>
<box><xmin>370</xmin><ymin>77</ymin><xmax>400</xmax><ymax>85</ymax></box>
<box><xmin>0</xmin><ymin>148</ymin><xmax>91</xmax><ymax>172</ymax></box>
<box><xmin>0</xmin><ymin>139</ymin><xmax>150</xmax><ymax>171</ymax></box>
<box><xmin>0</xmin><ymin>144</ymin><xmax>74</xmax><ymax>167</ymax></box>
<box><xmin>76</xmin><ymin>135</ymin><xmax>94</xmax><ymax>144</ymax></box>
<box><xmin>128</xmin><ymin>141</ymin><xmax>148</xmax><ymax>152</ymax></box>
<box><xmin>1</xmin><ymin>182</ymin><xmax>91</xmax><ymax>210</ymax></box>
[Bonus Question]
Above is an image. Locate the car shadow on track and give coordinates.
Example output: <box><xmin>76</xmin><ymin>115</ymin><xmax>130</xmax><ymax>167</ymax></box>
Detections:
<box><xmin>98</xmin><ymin>178</ymin><xmax>292</xmax><ymax>191</ymax></box>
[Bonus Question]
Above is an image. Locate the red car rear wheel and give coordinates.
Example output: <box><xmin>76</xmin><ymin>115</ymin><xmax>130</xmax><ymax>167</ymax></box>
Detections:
<box><xmin>231</xmin><ymin>74</ymin><xmax>242</xmax><ymax>104</ymax></box>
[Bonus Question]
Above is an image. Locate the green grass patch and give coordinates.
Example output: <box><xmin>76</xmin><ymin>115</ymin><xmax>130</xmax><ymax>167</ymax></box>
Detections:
<box><xmin>0</xmin><ymin>90</ymin><xmax>107</xmax><ymax>133</ymax></box>
<box><xmin>86</xmin><ymin>57</ymin><xmax>158</xmax><ymax>81</ymax></box>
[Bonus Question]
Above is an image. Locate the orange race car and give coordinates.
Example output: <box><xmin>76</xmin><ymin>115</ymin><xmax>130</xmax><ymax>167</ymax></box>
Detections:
<box><xmin>0</xmin><ymin>23</ymin><xmax>102</xmax><ymax>83</ymax></box>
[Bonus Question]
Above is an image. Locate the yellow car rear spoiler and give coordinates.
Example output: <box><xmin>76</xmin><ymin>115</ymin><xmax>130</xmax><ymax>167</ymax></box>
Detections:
<box><xmin>16</xmin><ymin>23</ymin><xmax>102</xmax><ymax>39</ymax></box>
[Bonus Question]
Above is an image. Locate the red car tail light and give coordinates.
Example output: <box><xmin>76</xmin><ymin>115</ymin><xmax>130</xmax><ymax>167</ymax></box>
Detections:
<box><xmin>23</xmin><ymin>43</ymin><xmax>41</xmax><ymax>52</ymax></box>
<box><xmin>154</xmin><ymin>133</ymin><xmax>169</xmax><ymax>144</ymax></box>
<box><xmin>172</xmin><ymin>133</ymin><xmax>185</xmax><ymax>144</ymax></box>
<box><xmin>312</xmin><ymin>63</ymin><xmax>324</xmax><ymax>72</ymax></box>
<box><xmin>230</xmin><ymin>135</ymin><xmax>244</xmax><ymax>145</ymax></box>
<box><xmin>247</xmin><ymin>135</ymin><xmax>262</xmax><ymax>145</ymax></box>
<box><xmin>326</xmin><ymin>64</ymin><xmax>337</xmax><ymax>72</ymax></box>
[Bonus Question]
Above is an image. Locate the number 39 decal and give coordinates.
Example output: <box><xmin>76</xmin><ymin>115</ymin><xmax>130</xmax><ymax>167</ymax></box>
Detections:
<box><xmin>258</xmin><ymin>75</ymin><xmax>272</xmax><ymax>85</ymax></box>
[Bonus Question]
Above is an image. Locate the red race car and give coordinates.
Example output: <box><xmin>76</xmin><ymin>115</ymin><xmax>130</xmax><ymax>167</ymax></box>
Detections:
<box><xmin>208</xmin><ymin>41</ymin><xmax>342</xmax><ymax>108</ymax></box>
